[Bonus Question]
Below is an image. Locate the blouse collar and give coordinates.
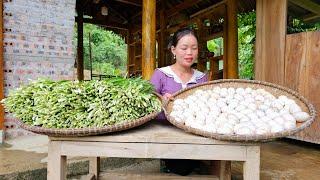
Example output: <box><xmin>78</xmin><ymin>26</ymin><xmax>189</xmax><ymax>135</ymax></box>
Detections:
<box><xmin>158</xmin><ymin>66</ymin><xmax>205</xmax><ymax>85</ymax></box>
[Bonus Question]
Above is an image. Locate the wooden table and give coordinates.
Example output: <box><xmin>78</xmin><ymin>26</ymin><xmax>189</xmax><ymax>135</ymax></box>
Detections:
<box><xmin>47</xmin><ymin>122</ymin><xmax>260</xmax><ymax>180</ymax></box>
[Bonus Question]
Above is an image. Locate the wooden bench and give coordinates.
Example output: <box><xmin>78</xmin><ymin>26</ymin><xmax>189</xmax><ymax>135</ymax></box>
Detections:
<box><xmin>47</xmin><ymin>121</ymin><xmax>260</xmax><ymax>180</ymax></box>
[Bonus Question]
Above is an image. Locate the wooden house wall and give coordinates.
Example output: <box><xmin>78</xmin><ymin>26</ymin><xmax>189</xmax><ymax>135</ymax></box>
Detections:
<box><xmin>285</xmin><ymin>31</ymin><xmax>320</xmax><ymax>144</ymax></box>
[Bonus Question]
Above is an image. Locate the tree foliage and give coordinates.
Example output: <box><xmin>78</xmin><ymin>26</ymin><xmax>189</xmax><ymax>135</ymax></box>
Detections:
<box><xmin>74</xmin><ymin>24</ymin><xmax>127</xmax><ymax>76</ymax></box>
<box><xmin>238</xmin><ymin>11</ymin><xmax>256</xmax><ymax>79</ymax></box>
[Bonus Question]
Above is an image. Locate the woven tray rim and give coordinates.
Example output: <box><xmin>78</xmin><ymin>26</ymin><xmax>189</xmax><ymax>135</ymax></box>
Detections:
<box><xmin>163</xmin><ymin>79</ymin><xmax>317</xmax><ymax>142</ymax></box>
<box><xmin>15</xmin><ymin>93</ymin><xmax>163</xmax><ymax>137</ymax></box>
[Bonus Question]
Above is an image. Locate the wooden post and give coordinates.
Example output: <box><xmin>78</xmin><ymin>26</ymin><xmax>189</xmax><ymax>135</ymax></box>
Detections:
<box><xmin>196</xmin><ymin>18</ymin><xmax>207</xmax><ymax>72</ymax></box>
<box><xmin>159</xmin><ymin>1</ymin><xmax>167</xmax><ymax>68</ymax></box>
<box><xmin>76</xmin><ymin>5</ymin><xmax>84</xmax><ymax>80</ymax></box>
<box><xmin>226</xmin><ymin>0</ymin><xmax>238</xmax><ymax>79</ymax></box>
<box><xmin>0</xmin><ymin>0</ymin><xmax>5</xmax><ymax>142</ymax></box>
<box><xmin>223</xmin><ymin>4</ymin><xmax>228</xmax><ymax>79</ymax></box>
<box><xmin>255</xmin><ymin>0</ymin><xmax>287</xmax><ymax>85</ymax></box>
<box><xmin>142</xmin><ymin>0</ymin><xmax>156</xmax><ymax>80</ymax></box>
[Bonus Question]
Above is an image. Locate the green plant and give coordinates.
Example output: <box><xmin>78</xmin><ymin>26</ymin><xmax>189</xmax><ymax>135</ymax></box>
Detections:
<box><xmin>238</xmin><ymin>11</ymin><xmax>256</xmax><ymax>79</ymax></box>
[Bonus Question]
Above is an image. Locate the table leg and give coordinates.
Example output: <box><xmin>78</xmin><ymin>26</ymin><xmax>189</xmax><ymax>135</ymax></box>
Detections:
<box><xmin>243</xmin><ymin>146</ymin><xmax>260</xmax><ymax>180</ymax></box>
<box><xmin>89</xmin><ymin>157</ymin><xmax>100</xmax><ymax>179</ymax></box>
<box><xmin>219</xmin><ymin>160</ymin><xmax>231</xmax><ymax>180</ymax></box>
<box><xmin>47</xmin><ymin>141</ymin><xmax>67</xmax><ymax>180</ymax></box>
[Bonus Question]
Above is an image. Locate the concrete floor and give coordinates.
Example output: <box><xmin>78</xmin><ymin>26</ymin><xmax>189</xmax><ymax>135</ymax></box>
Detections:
<box><xmin>0</xmin><ymin>135</ymin><xmax>319</xmax><ymax>180</ymax></box>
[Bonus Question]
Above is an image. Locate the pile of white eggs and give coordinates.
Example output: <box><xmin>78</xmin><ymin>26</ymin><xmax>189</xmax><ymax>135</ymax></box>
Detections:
<box><xmin>169</xmin><ymin>87</ymin><xmax>310</xmax><ymax>135</ymax></box>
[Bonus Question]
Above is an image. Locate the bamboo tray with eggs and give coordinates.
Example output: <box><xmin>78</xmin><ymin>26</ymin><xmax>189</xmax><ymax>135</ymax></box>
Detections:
<box><xmin>163</xmin><ymin>79</ymin><xmax>316</xmax><ymax>142</ymax></box>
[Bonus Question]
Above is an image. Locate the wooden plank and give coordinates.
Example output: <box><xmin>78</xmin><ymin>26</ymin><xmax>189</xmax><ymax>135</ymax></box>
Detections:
<box><xmin>292</xmin><ymin>31</ymin><xmax>320</xmax><ymax>143</ymax></box>
<box><xmin>226</xmin><ymin>0</ymin><xmax>238</xmax><ymax>79</ymax></box>
<box><xmin>59</xmin><ymin>142</ymin><xmax>249</xmax><ymax>161</ymax></box>
<box><xmin>0</xmin><ymin>0</ymin><xmax>4</xmax><ymax>131</ymax></box>
<box><xmin>255</xmin><ymin>0</ymin><xmax>287</xmax><ymax>85</ymax></box>
<box><xmin>98</xmin><ymin>172</ymin><xmax>219</xmax><ymax>180</ymax></box>
<box><xmin>284</xmin><ymin>32</ymin><xmax>307</xmax><ymax>94</ymax></box>
<box><xmin>290</xmin><ymin>0</ymin><xmax>320</xmax><ymax>16</ymax></box>
<box><xmin>50</xmin><ymin>122</ymin><xmax>249</xmax><ymax>145</ymax></box>
<box><xmin>141</xmin><ymin>0</ymin><xmax>156</xmax><ymax>80</ymax></box>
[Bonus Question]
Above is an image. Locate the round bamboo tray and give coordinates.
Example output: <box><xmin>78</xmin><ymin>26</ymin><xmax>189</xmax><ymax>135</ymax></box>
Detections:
<box><xmin>163</xmin><ymin>79</ymin><xmax>317</xmax><ymax>142</ymax></box>
<box><xmin>14</xmin><ymin>93</ymin><xmax>162</xmax><ymax>137</ymax></box>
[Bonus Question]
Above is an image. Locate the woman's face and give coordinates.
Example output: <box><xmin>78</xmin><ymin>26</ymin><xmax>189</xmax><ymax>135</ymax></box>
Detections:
<box><xmin>171</xmin><ymin>34</ymin><xmax>198</xmax><ymax>68</ymax></box>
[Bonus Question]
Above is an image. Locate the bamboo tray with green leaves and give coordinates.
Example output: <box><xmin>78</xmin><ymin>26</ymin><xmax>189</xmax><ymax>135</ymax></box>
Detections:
<box><xmin>1</xmin><ymin>78</ymin><xmax>162</xmax><ymax>137</ymax></box>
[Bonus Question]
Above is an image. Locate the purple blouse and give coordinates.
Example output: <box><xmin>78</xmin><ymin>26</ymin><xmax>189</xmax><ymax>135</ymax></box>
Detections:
<box><xmin>150</xmin><ymin>66</ymin><xmax>208</xmax><ymax>121</ymax></box>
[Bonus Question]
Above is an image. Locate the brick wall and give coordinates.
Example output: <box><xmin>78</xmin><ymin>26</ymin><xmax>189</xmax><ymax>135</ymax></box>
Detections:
<box><xmin>3</xmin><ymin>0</ymin><xmax>76</xmax><ymax>138</ymax></box>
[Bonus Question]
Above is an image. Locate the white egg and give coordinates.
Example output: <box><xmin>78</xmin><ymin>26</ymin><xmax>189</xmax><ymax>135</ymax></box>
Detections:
<box><xmin>173</xmin><ymin>104</ymin><xmax>183</xmax><ymax>111</ymax></box>
<box><xmin>248</xmin><ymin>103</ymin><xmax>257</xmax><ymax>111</ymax></box>
<box><xmin>245</xmin><ymin>97</ymin><xmax>255</xmax><ymax>104</ymax></box>
<box><xmin>227</xmin><ymin>87</ymin><xmax>236</xmax><ymax>95</ymax></box>
<box><xmin>289</xmin><ymin>104</ymin><xmax>302</xmax><ymax>114</ymax></box>
<box><xmin>270</xmin><ymin>124</ymin><xmax>284</xmax><ymax>133</ymax></box>
<box><xmin>293</xmin><ymin>112</ymin><xmax>310</xmax><ymax>122</ymax></box>
<box><xmin>245</xmin><ymin>87</ymin><xmax>253</xmax><ymax>94</ymax></box>
<box><xmin>213</xmin><ymin>87</ymin><xmax>221</xmax><ymax>93</ymax></box>
<box><xmin>242</xmin><ymin>109</ymin><xmax>254</xmax><ymax>115</ymax></box>
<box><xmin>217</xmin><ymin>100</ymin><xmax>227</xmax><ymax>108</ymax></box>
<box><xmin>279</xmin><ymin>109</ymin><xmax>289</xmax><ymax>116</ymax></box>
<box><xmin>234</xmin><ymin>93</ymin><xmax>244</xmax><ymax>101</ymax></box>
<box><xmin>272</xmin><ymin>100</ymin><xmax>283</xmax><ymax>110</ymax></box>
<box><xmin>217</xmin><ymin>125</ymin><xmax>234</xmax><ymax>134</ymax></box>
<box><xmin>256</xmin><ymin>110</ymin><xmax>265</xmax><ymax>118</ymax></box>
<box><xmin>247</xmin><ymin>113</ymin><xmax>259</xmax><ymax>120</ymax></box>
<box><xmin>240</xmin><ymin>116</ymin><xmax>251</xmax><ymax>123</ymax></box>
<box><xmin>282</xmin><ymin>113</ymin><xmax>296</xmax><ymax>122</ymax></box>
<box><xmin>221</xmin><ymin>106</ymin><xmax>232</xmax><ymax>113</ymax></box>
<box><xmin>235</xmin><ymin>127</ymin><xmax>253</xmax><ymax>135</ymax></box>
<box><xmin>203</xmin><ymin>125</ymin><xmax>217</xmax><ymax>133</ymax></box>
<box><xmin>185</xmin><ymin>117</ymin><xmax>195</xmax><ymax>126</ymax></box>
<box><xmin>210</xmin><ymin>93</ymin><xmax>220</xmax><ymax>99</ymax></box>
<box><xmin>273</xmin><ymin>117</ymin><xmax>285</xmax><ymax>125</ymax></box>
<box><xmin>260</xmin><ymin>116</ymin><xmax>271</xmax><ymax>123</ymax></box>
<box><xmin>173</xmin><ymin>98</ymin><xmax>184</xmax><ymax>105</ymax></box>
<box><xmin>268</xmin><ymin>112</ymin><xmax>280</xmax><ymax>119</ymax></box>
<box><xmin>255</xmin><ymin>126</ymin><xmax>270</xmax><ymax>135</ymax></box>
<box><xmin>255</xmin><ymin>95</ymin><xmax>265</xmax><ymax>102</ymax></box>
<box><xmin>283</xmin><ymin>121</ymin><xmax>296</xmax><ymax>130</ymax></box>
<box><xmin>236</xmin><ymin>88</ymin><xmax>245</xmax><ymax>95</ymax></box>
<box><xmin>235</xmin><ymin>104</ymin><xmax>246</xmax><ymax>112</ymax></box>
<box><xmin>285</xmin><ymin>99</ymin><xmax>296</xmax><ymax>106</ymax></box>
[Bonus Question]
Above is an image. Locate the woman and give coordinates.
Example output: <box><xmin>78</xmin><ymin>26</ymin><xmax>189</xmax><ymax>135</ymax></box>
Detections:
<box><xmin>151</xmin><ymin>27</ymin><xmax>208</xmax><ymax>101</ymax></box>
<box><xmin>150</xmin><ymin>28</ymin><xmax>208</xmax><ymax>176</ymax></box>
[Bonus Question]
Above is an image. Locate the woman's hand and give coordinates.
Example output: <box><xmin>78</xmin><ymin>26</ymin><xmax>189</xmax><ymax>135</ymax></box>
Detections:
<box><xmin>163</xmin><ymin>93</ymin><xmax>174</xmax><ymax>101</ymax></box>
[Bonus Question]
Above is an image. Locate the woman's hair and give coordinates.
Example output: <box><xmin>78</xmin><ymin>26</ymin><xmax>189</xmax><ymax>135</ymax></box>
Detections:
<box><xmin>168</xmin><ymin>27</ymin><xmax>198</xmax><ymax>49</ymax></box>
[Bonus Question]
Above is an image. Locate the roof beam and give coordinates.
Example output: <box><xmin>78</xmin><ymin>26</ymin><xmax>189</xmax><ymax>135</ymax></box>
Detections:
<box><xmin>114</xmin><ymin>0</ymin><xmax>142</xmax><ymax>7</ymax></box>
<box><xmin>303</xmin><ymin>13</ymin><xmax>320</xmax><ymax>22</ymax></box>
<box><xmin>131</xmin><ymin>0</ymin><xmax>205</xmax><ymax>21</ymax></box>
<box><xmin>75</xmin><ymin>17</ymin><xmax>128</xmax><ymax>30</ymax></box>
<box><xmin>290</xmin><ymin>0</ymin><xmax>320</xmax><ymax>15</ymax></box>
<box><xmin>166</xmin><ymin>0</ymin><xmax>203</xmax><ymax>18</ymax></box>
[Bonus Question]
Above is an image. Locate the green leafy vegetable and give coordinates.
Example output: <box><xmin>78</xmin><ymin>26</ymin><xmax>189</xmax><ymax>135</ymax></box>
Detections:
<box><xmin>1</xmin><ymin>78</ymin><xmax>161</xmax><ymax>128</ymax></box>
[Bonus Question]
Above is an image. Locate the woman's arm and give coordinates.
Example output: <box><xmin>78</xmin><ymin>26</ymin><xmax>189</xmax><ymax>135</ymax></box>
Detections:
<box><xmin>150</xmin><ymin>69</ymin><xmax>162</xmax><ymax>94</ymax></box>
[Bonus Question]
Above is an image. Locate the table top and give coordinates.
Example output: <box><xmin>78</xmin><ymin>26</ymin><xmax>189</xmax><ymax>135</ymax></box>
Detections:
<box><xmin>50</xmin><ymin>121</ymin><xmax>258</xmax><ymax>146</ymax></box>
